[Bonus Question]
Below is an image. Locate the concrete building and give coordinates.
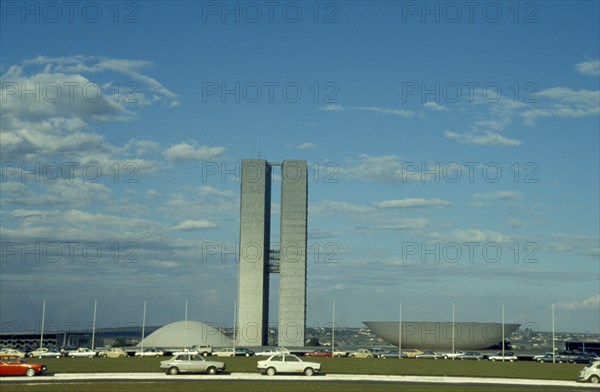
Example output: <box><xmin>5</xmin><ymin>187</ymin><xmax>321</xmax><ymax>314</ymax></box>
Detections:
<box><xmin>236</xmin><ymin>159</ymin><xmax>308</xmax><ymax>347</ymax></box>
<box><xmin>237</xmin><ymin>160</ymin><xmax>272</xmax><ymax>346</ymax></box>
<box><xmin>278</xmin><ymin>160</ymin><xmax>308</xmax><ymax>347</ymax></box>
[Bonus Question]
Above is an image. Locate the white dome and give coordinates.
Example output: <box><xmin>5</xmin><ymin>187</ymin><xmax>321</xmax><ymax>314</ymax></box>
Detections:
<box><xmin>137</xmin><ymin>321</ymin><xmax>231</xmax><ymax>348</ymax></box>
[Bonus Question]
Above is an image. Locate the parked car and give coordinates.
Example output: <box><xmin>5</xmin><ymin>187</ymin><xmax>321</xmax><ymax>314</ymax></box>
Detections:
<box><xmin>442</xmin><ymin>351</ymin><xmax>466</xmax><ymax>360</ymax></box>
<box><xmin>533</xmin><ymin>352</ymin><xmax>556</xmax><ymax>361</ymax></box>
<box><xmin>0</xmin><ymin>348</ymin><xmax>27</xmax><ymax>358</ymax></box>
<box><xmin>348</xmin><ymin>349</ymin><xmax>374</xmax><ymax>358</ymax></box>
<box><xmin>488</xmin><ymin>352</ymin><xmax>518</xmax><ymax>362</ymax></box>
<box><xmin>192</xmin><ymin>345</ymin><xmax>213</xmax><ymax>356</ymax></box>
<box><xmin>570</xmin><ymin>354</ymin><xmax>600</xmax><ymax>364</ymax></box>
<box><xmin>67</xmin><ymin>348</ymin><xmax>96</xmax><ymax>358</ymax></box>
<box><xmin>257</xmin><ymin>354</ymin><xmax>321</xmax><ymax>376</ymax></box>
<box><xmin>135</xmin><ymin>348</ymin><xmax>164</xmax><ymax>357</ymax></box>
<box><xmin>160</xmin><ymin>353</ymin><xmax>226</xmax><ymax>375</ymax></box>
<box><xmin>379</xmin><ymin>350</ymin><xmax>408</xmax><ymax>359</ymax></box>
<box><xmin>0</xmin><ymin>355</ymin><xmax>47</xmax><ymax>377</ymax></box>
<box><xmin>98</xmin><ymin>348</ymin><xmax>128</xmax><ymax>358</ymax></box>
<box><xmin>460</xmin><ymin>352</ymin><xmax>484</xmax><ymax>360</ymax></box>
<box><xmin>536</xmin><ymin>353</ymin><xmax>565</xmax><ymax>363</ymax></box>
<box><xmin>577</xmin><ymin>360</ymin><xmax>600</xmax><ymax>383</ymax></box>
<box><xmin>402</xmin><ymin>349</ymin><xmax>423</xmax><ymax>358</ymax></box>
<box><xmin>27</xmin><ymin>348</ymin><xmax>62</xmax><ymax>358</ymax></box>
<box><xmin>212</xmin><ymin>348</ymin><xmax>236</xmax><ymax>357</ymax></box>
<box><xmin>415</xmin><ymin>351</ymin><xmax>443</xmax><ymax>359</ymax></box>
<box><xmin>331</xmin><ymin>349</ymin><xmax>348</xmax><ymax>357</ymax></box>
<box><xmin>235</xmin><ymin>347</ymin><xmax>255</xmax><ymax>357</ymax></box>
<box><xmin>255</xmin><ymin>348</ymin><xmax>290</xmax><ymax>357</ymax></box>
<box><xmin>305</xmin><ymin>349</ymin><xmax>332</xmax><ymax>357</ymax></box>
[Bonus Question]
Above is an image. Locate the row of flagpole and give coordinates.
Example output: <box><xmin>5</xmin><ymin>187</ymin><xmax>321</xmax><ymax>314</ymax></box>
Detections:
<box><xmin>35</xmin><ymin>299</ymin><xmax>560</xmax><ymax>361</ymax></box>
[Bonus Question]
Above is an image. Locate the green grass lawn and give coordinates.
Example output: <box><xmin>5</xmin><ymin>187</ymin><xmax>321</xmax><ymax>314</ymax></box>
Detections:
<box><xmin>21</xmin><ymin>356</ymin><xmax>583</xmax><ymax>381</ymax></box>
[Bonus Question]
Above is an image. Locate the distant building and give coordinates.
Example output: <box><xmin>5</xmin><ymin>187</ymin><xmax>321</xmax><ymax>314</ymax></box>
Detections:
<box><xmin>565</xmin><ymin>341</ymin><xmax>600</xmax><ymax>354</ymax></box>
<box><xmin>237</xmin><ymin>160</ymin><xmax>308</xmax><ymax>347</ymax></box>
<box><xmin>137</xmin><ymin>321</ymin><xmax>231</xmax><ymax>349</ymax></box>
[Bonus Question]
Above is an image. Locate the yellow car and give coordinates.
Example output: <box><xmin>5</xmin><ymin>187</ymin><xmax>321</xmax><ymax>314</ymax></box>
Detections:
<box><xmin>402</xmin><ymin>349</ymin><xmax>424</xmax><ymax>358</ymax></box>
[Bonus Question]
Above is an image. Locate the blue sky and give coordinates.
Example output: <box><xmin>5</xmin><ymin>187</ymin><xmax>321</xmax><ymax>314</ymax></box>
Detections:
<box><xmin>1</xmin><ymin>1</ymin><xmax>599</xmax><ymax>336</ymax></box>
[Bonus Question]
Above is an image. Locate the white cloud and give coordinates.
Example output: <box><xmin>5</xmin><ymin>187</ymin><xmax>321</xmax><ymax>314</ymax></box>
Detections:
<box><xmin>0</xmin><ymin>56</ymin><xmax>176</xmax><ymax>162</ymax></box>
<box><xmin>521</xmin><ymin>87</ymin><xmax>600</xmax><ymax>126</ymax></box>
<box><xmin>163</xmin><ymin>142</ymin><xmax>225</xmax><ymax>161</ymax></box>
<box><xmin>555</xmin><ymin>294</ymin><xmax>600</xmax><ymax>310</ymax></box>
<box><xmin>377</xmin><ymin>217</ymin><xmax>429</xmax><ymax>230</ymax></box>
<box><xmin>172</xmin><ymin>219</ymin><xmax>218</xmax><ymax>231</ymax></box>
<box><xmin>508</xmin><ymin>218</ymin><xmax>527</xmax><ymax>228</ymax></box>
<box><xmin>429</xmin><ymin>229</ymin><xmax>511</xmax><ymax>243</ymax></box>
<box><xmin>575</xmin><ymin>60</ymin><xmax>600</xmax><ymax>76</ymax></box>
<box><xmin>474</xmin><ymin>191</ymin><xmax>523</xmax><ymax>201</ymax></box>
<box><xmin>319</xmin><ymin>104</ymin><xmax>419</xmax><ymax>118</ymax></box>
<box><xmin>298</xmin><ymin>142</ymin><xmax>317</xmax><ymax>149</ymax></box>
<box><xmin>444</xmin><ymin>130</ymin><xmax>522</xmax><ymax>146</ymax></box>
<box><xmin>375</xmin><ymin>198</ymin><xmax>451</xmax><ymax>208</ymax></box>
<box><xmin>424</xmin><ymin>101</ymin><xmax>450</xmax><ymax>111</ymax></box>
<box><xmin>311</xmin><ymin>200</ymin><xmax>375</xmax><ymax>215</ymax></box>
<box><xmin>352</xmin><ymin>106</ymin><xmax>418</xmax><ymax>118</ymax></box>
<box><xmin>198</xmin><ymin>186</ymin><xmax>235</xmax><ymax>198</ymax></box>
<box><xmin>319</xmin><ymin>104</ymin><xmax>344</xmax><ymax>111</ymax></box>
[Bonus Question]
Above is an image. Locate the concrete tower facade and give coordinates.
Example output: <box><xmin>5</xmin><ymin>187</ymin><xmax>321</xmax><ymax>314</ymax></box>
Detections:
<box><xmin>237</xmin><ymin>160</ymin><xmax>272</xmax><ymax>346</ymax></box>
<box><xmin>237</xmin><ymin>159</ymin><xmax>307</xmax><ymax>347</ymax></box>
<box><xmin>278</xmin><ymin>160</ymin><xmax>308</xmax><ymax>347</ymax></box>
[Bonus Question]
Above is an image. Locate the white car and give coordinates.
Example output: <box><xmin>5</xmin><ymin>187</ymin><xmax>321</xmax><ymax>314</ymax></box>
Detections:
<box><xmin>255</xmin><ymin>348</ymin><xmax>290</xmax><ymax>357</ymax></box>
<box><xmin>257</xmin><ymin>354</ymin><xmax>321</xmax><ymax>376</ymax></box>
<box><xmin>28</xmin><ymin>348</ymin><xmax>62</xmax><ymax>358</ymax></box>
<box><xmin>577</xmin><ymin>360</ymin><xmax>600</xmax><ymax>383</ymax></box>
<box><xmin>0</xmin><ymin>348</ymin><xmax>27</xmax><ymax>357</ymax></box>
<box><xmin>488</xmin><ymin>352</ymin><xmax>518</xmax><ymax>362</ymax></box>
<box><xmin>135</xmin><ymin>348</ymin><xmax>164</xmax><ymax>357</ymax></box>
<box><xmin>213</xmin><ymin>348</ymin><xmax>236</xmax><ymax>357</ymax></box>
<box><xmin>442</xmin><ymin>351</ymin><xmax>466</xmax><ymax>359</ymax></box>
<box><xmin>348</xmin><ymin>349</ymin><xmax>374</xmax><ymax>358</ymax></box>
<box><xmin>67</xmin><ymin>348</ymin><xmax>96</xmax><ymax>358</ymax></box>
<box><xmin>160</xmin><ymin>353</ymin><xmax>226</xmax><ymax>375</ymax></box>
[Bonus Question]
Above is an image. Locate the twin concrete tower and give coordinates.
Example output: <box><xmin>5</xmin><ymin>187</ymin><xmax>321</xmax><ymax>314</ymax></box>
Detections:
<box><xmin>237</xmin><ymin>159</ymin><xmax>308</xmax><ymax>347</ymax></box>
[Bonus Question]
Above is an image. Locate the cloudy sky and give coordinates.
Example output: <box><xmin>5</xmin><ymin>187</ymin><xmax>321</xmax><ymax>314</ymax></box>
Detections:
<box><xmin>1</xmin><ymin>2</ymin><xmax>599</xmax><ymax>335</ymax></box>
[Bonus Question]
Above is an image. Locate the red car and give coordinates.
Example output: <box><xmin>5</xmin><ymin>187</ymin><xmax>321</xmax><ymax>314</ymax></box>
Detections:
<box><xmin>0</xmin><ymin>355</ymin><xmax>47</xmax><ymax>377</ymax></box>
<box><xmin>305</xmin><ymin>349</ymin><xmax>332</xmax><ymax>357</ymax></box>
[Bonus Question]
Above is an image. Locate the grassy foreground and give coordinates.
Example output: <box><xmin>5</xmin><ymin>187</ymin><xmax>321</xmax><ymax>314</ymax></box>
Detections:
<box><xmin>11</xmin><ymin>356</ymin><xmax>583</xmax><ymax>380</ymax></box>
<box><xmin>0</xmin><ymin>382</ymin><xmax>580</xmax><ymax>392</ymax></box>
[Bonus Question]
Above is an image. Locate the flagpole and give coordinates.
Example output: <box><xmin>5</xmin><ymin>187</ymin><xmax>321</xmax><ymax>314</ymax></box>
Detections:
<box><xmin>502</xmin><ymin>304</ymin><xmax>505</xmax><ymax>362</ymax></box>
<box><xmin>40</xmin><ymin>300</ymin><xmax>46</xmax><ymax>349</ymax></box>
<box><xmin>332</xmin><ymin>301</ymin><xmax>335</xmax><ymax>357</ymax></box>
<box><xmin>184</xmin><ymin>300</ymin><xmax>188</xmax><ymax>350</ymax></box>
<box><xmin>91</xmin><ymin>300</ymin><xmax>97</xmax><ymax>352</ymax></box>
<box><xmin>552</xmin><ymin>304</ymin><xmax>556</xmax><ymax>363</ymax></box>
<box><xmin>452</xmin><ymin>303</ymin><xmax>455</xmax><ymax>358</ymax></box>
<box><xmin>141</xmin><ymin>300</ymin><xmax>147</xmax><ymax>353</ymax></box>
<box><xmin>399</xmin><ymin>302</ymin><xmax>403</xmax><ymax>359</ymax></box>
<box><xmin>233</xmin><ymin>300</ymin><xmax>237</xmax><ymax>350</ymax></box>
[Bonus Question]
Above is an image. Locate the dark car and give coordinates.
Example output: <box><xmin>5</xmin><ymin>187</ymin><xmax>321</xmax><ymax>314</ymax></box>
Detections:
<box><xmin>571</xmin><ymin>354</ymin><xmax>600</xmax><ymax>364</ymax></box>
<box><xmin>235</xmin><ymin>347</ymin><xmax>255</xmax><ymax>357</ymax></box>
<box><xmin>460</xmin><ymin>352</ymin><xmax>484</xmax><ymax>360</ymax></box>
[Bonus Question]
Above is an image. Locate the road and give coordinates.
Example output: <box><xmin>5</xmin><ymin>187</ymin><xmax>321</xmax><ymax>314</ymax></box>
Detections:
<box><xmin>1</xmin><ymin>372</ymin><xmax>597</xmax><ymax>390</ymax></box>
